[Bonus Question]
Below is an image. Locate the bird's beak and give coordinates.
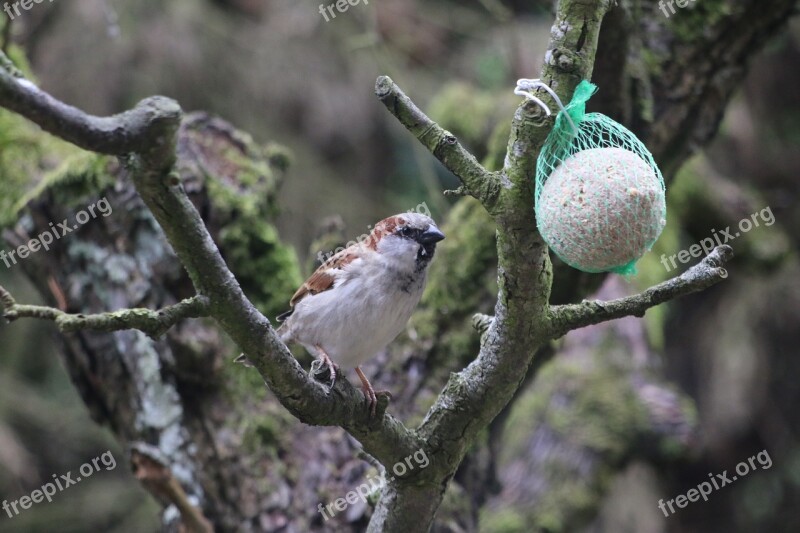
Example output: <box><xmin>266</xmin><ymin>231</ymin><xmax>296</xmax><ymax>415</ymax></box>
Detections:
<box><xmin>418</xmin><ymin>225</ymin><xmax>445</xmax><ymax>244</ymax></box>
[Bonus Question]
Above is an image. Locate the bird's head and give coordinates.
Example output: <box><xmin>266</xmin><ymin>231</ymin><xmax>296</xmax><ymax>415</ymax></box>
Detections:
<box><xmin>368</xmin><ymin>213</ymin><xmax>445</xmax><ymax>271</ymax></box>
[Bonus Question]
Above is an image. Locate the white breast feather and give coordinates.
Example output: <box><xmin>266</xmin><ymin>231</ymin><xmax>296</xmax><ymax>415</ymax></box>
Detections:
<box><xmin>281</xmin><ymin>252</ymin><xmax>427</xmax><ymax>368</ymax></box>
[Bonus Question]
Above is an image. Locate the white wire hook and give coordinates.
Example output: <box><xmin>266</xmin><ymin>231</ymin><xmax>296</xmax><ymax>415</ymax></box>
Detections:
<box><xmin>513</xmin><ymin>78</ymin><xmax>552</xmax><ymax>116</ymax></box>
<box><xmin>513</xmin><ymin>78</ymin><xmax>579</xmax><ymax>135</ymax></box>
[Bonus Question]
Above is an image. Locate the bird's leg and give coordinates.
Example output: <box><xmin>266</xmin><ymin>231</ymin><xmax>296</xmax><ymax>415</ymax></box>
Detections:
<box><xmin>355</xmin><ymin>367</ymin><xmax>379</xmax><ymax>417</ymax></box>
<box><xmin>314</xmin><ymin>344</ymin><xmax>338</xmax><ymax>387</ymax></box>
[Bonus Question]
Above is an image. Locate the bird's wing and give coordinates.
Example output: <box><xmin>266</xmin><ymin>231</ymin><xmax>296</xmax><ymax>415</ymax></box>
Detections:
<box><xmin>277</xmin><ymin>247</ymin><xmax>359</xmax><ymax>321</ymax></box>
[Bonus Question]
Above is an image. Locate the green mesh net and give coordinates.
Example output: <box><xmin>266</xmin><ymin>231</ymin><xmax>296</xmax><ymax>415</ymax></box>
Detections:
<box><xmin>523</xmin><ymin>79</ymin><xmax>666</xmax><ymax>276</ymax></box>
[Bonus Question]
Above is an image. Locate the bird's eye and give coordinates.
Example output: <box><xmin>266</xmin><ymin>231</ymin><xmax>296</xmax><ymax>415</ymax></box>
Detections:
<box><xmin>399</xmin><ymin>226</ymin><xmax>414</xmax><ymax>237</ymax></box>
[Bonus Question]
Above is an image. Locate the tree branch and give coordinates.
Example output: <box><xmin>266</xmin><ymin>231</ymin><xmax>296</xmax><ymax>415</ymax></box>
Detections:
<box><xmin>0</xmin><ymin>50</ymin><xmax>179</xmax><ymax>168</ymax></box>
<box><xmin>0</xmin><ymin>54</ymin><xmax>424</xmax><ymax>471</ymax></box>
<box><xmin>370</xmin><ymin>2</ymin><xmax>616</xmax><ymax>530</ymax></box>
<box><xmin>547</xmin><ymin>245</ymin><xmax>733</xmax><ymax>339</ymax></box>
<box><xmin>0</xmin><ymin>286</ymin><xmax>210</xmax><ymax>338</ymax></box>
<box><xmin>130</xmin><ymin>443</ymin><xmax>214</xmax><ymax>533</ymax></box>
<box><xmin>375</xmin><ymin>76</ymin><xmax>502</xmax><ymax>214</ymax></box>
<box><xmin>502</xmin><ymin>0</ymin><xmax>613</xmax><ymax>196</ymax></box>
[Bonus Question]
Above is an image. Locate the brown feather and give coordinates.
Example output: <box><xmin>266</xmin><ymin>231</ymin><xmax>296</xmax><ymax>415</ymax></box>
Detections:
<box><xmin>283</xmin><ymin>214</ymin><xmax>407</xmax><ymax>313</ymax></box>
<box><xmin>366</xmin><ymin>215</ymin><xmax>405</xmax><ymax>250</ymax></box>
<box><xmin>288</xmin><ymin>249</ymin><xmax>359</xmax><ymax>307</ymax></box>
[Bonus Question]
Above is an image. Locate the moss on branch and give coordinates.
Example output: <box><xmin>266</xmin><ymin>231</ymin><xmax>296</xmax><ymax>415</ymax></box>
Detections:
<box><xmin>547</xmin><ymin>246</ymin><xmax>734</xmax><ymax>339</ymax></box>
<box><xmin>0</xmin><ymin>286</ymin><xmax>210</xmax><ymax>338</ymax></box>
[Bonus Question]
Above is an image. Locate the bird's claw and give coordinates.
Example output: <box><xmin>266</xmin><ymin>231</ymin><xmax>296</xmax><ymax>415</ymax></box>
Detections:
<box><xmin>310</xmin><ymin>358</ymin><xmax>339</xmax><ymax>388</ymax></box>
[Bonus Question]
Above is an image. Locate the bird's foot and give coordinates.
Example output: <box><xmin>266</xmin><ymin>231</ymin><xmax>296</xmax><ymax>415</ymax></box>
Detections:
<box><xmin>311</xmin><ymin>346</ymin><xmax>339</xmax><ymax>388</ymax></box>
<box><xmin>355</xmin><ymin>367</ymin><xmax>391</xmax><ymax>417</ymax></box>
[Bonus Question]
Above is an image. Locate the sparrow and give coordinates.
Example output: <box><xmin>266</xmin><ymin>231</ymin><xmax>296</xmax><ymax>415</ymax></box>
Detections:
<box><xmin>240</xmin><ymin>213</ymin><xmax>444</xmax><ymax>416</ymax></box>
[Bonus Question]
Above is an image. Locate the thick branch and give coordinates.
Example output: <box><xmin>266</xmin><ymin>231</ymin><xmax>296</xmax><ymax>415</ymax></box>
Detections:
<box><xmin>0</xmin><ymin>54</ymin><xmax>423</xmax><ymax>469</ymax></box>
<box><xmin>369</xmin><ymin>4</ymin><xmax>615</xmax><ymax>530</ymax></box>
<box><xmin>0</xmin><ymin>52</ymin><xmax>179</xmax><ymax>168</ymax></box>
<box><xmin>503</xmin><ymin>0</ymin><xmax>613</xmax><ymax>195</ymax></box>
<box><xmin>375</xmin><ymin>76</ymin><xmax>502</xmax><ymax>214</ymax></box>
<box><xmin>413</xmin><ymin>0</ymin><xmax>614</xmax><ymax>463</ymax></box>
<box><xmin>128</xmin><ymin>165</ymin><xmax>424</xmax><ymax>466</ymax></box>
<box><xmin>0</xmin><ymin>286</ymin><xmax>210</xmax><ymax>338</ymax></box>
<box><xmin>547</xmin><ymin>246</ymin><xmax>733</xmax><ymax>339</ymax></box>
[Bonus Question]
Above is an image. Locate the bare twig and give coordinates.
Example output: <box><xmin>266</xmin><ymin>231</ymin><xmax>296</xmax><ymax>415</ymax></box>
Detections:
<box><xmin>547</xmin><ymin>246</ymin><xmax>733</xmax><ymax>339</ymax></box>
<box><xmin>130</xmin><ymin>443</ymin><xmax>214</xmax><ymax>533</ymax></box>
<box><xmin>0</xmin><ymin>286</ymin><xmax>210</xmax><ymax>338</ymax></box>
<box><xmin>375</xmin><ymin>76</ymin><xmax>502</xmax><ymax>214</ymax></box>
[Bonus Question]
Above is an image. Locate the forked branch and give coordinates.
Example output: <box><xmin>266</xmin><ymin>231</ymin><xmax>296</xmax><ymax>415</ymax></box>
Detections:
<box><xmin>0</xmin><ymin>50</ymin><xmax>423</xmax><ymax>470</ymax></box>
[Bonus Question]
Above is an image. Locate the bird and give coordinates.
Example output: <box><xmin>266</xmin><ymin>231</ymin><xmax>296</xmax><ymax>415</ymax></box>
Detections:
<box><xmin>238</xmin><ymin>212</ymin><xmax>444</xmax><ymax>416</ymax></box>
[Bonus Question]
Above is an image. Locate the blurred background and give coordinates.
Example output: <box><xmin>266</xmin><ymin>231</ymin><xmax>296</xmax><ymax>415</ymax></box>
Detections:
<box><xmin>0</xmin><ymin>0</ymin><xmax>798</xmax><ymax>531</ymax></box>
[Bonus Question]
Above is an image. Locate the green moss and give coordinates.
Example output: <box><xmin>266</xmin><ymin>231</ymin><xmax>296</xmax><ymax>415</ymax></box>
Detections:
<box><xmin>183</xmin><ymin>122</ymin><xmax>302</xmax><ymax>319</ymax></box>
<box><xmin>0</xmin><ymin>114</ymin><xmax>86</xmax><ymax>228</ymax></box>
<box><xmin>16</xmin><ymin>153</ymin><xmax>114</xmax><ymax>210</ymax></box>
<box><xmin>264</xmin><ymin>142</ymin><xmax>293</xmax><ymax>173</ymax></box>
<box><xmin>428</xmin><ymin>83</ymin><xmax>497</xmax><ymax>153</ymax></box>
<box><xmin>416</xmin><ymin>198</ymin><xmax>497</xmax><ymax>324</ymax></box>
<box><xmin>220</xmin><ymin>220</ymin><xmax>301</xmax><ymax>320</ymax></box>
<box><xmin>0</xmin><ymin>45</ymin><xmax>89</xmax><ymax>227</ymax></box>
<box><xmin>484</xmin><ymin>120</ymin><xmax>512</xmax><ymax>171</ymax></box>
<box><xmin>513</xmin><ymin>359</ymin><xmax>648</xmax><ymax>457</ymax></box>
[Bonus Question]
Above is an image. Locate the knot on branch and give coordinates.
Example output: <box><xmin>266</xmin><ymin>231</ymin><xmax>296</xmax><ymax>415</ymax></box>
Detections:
<box><xmin>0</xmin><ymin>65</ymin><xmax>182</xmax><ymax>168</ymax></box>
<box><xmin>546</xmin><ymin>47</ymin><xmax>580</xmax><ymax>72</ymax></box>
